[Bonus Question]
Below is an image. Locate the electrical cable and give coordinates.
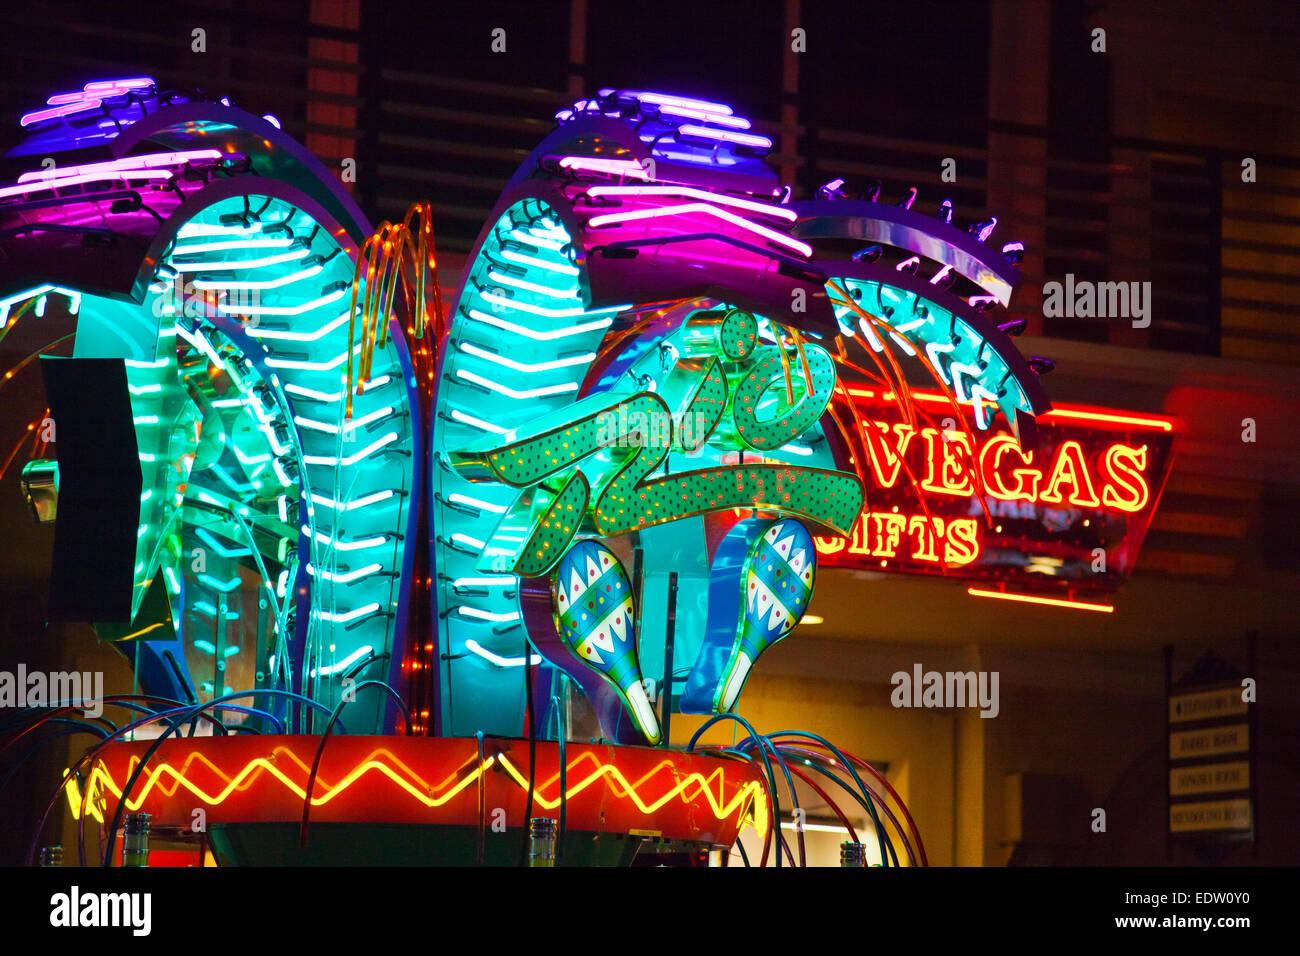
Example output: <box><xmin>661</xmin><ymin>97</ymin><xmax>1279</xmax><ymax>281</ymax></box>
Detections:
<box><xmin>825</xmin><ymin>743</ymin><xmax>929</xmax><ymax>867</ymax></box>
<box><xmin>24</xmin><ymin>703</ymin><xmax>205</xmax><ymax>867</ymax></box>
<box><xmin>716</xmin><ymin>747</ymin><xmax>778</xmax><ymax>866</ymax></box>
<box><xmin>783</xmin><ymin>762</ymin><xmax>859</xmax><ymax>844</ymax></box>
<box><xmin>754</xmin><ymin>736</ymin><xmax>804</xmax><ymax>866</ymax></box>
<box><xmin>727</xmin><ymin>730</ymin><xmax>806</xmax><ymax>865</ymax></box>
<box><xmin>687</xmin><ymin>717</ymin><xmax>785</xmax><ymax>865</ymax></box>
<box><xmin>519</xmin><ymin>639</ymin><xmax>536</xmax><ymax>866</ymax></box>
<box><xmin>99</xmin><ymin>690</ymin><xmax>339</xmax><ymax>865</ymax></box>
<box><xmin>779</xmin><ymin>746</ymin><xmax>914</xmax><ymax>866</ymax></box>
<box><xmin>773</xmin><ymin>735</ymin><xmax>928</xmax><ymax>866</ymax></box>
<box><xmin>776</xmin><ymin>742</ymin><xmax>918</xmax><ymax>865</ymax></box>
<box><xmin>551</xmin><ymin>692</ymin><xmax>566</xmax><ymax>866</ymax></box>
<box><xmin>763</xmin><ymin>731</ymin><xmax>895</xmax><ymax>866</ymax></box>
<box><xmin>475</xmin><ymin>730</ymin><xmax>487</xmax><ymax>865</ymax></box>
<box><xmin>0</xmin><ymin>726</ymin><xmax>103</xmax><ymax>803</ymax></box>
<box><xmin>1</xmin><ymin>695</ymin><xmax>207</xmax><ymax>757</ymax></box>
<box><xmin>298</xmin><ymin>680</ymin><xmax>408</xmax><ymax>851</ymax></box>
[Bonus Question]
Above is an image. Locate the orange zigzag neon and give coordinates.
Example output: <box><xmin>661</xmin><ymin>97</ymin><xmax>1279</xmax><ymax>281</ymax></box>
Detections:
<box><xmin>64</xmin><ymin>746</ymin><xmax>764</xmax><ymax>835</ymax></box>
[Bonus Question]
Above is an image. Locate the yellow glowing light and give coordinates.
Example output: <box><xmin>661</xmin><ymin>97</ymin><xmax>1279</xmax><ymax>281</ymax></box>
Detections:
<box><xmin>63</xmin><ymin>746</ymin><xmax>764</xmax><ymax>836</ymax></box>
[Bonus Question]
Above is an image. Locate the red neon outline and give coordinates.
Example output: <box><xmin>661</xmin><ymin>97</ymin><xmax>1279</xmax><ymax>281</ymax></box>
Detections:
<box><xmin>1039</xmin><ymin>439</ymin><xmax>1102</xmax><ymax>508</ymax></box>
<box><xmin>847</xmin><ymin>388</ymin><xmax>1176</xmax><ymax>432</ymax></box>
<box><xmin>966</xmin><ymin>587</ymin><xmax>1114</xmax><ymax>613</ymax></box>
<box><xmin>1099</xmin><ymin>444</ymin><xmax>1150</xmax><ymax>513</ymax></box>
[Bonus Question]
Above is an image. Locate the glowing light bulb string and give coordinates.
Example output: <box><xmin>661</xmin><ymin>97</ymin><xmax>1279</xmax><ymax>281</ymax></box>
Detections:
<box><xmin>821</xmin><ymin>342</ymin><xmax>951</xmax><ymax>572</ymax></box>
<box><xmin>346</xmin><ymin>202</ymin><xmax>446</xmax><ymax>420</ymax></box>
<box><xmin>340</xmin><ymin>203</ymin><xmax>445</xmax><ymax>734</ymax></box>
<box><xmin>830</xmin><ymin>357</ymin><xmax>969</xmax><ymax>573</ymax></box>
<box><xmin>787</xmin><ymin>326</ymin><xmax>816</xmax><ymax>399</ymax></box>
<box><xmin>0</xmin><ymin>332</ymin><xmax>76</xmax><ymax>389</ymax></box>
<box><xmin>837</xmin><ymin>349</ymin><xmax>992</xmax><ymax>531</ymax></box>
<box><xmin>0</xmin><ymin>414</ymin><xmax>43</xmax><ymax>481</ymax></box>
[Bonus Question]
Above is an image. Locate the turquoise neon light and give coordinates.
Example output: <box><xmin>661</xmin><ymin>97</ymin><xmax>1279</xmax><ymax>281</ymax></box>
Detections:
<box><xmin>31</xmin><ymin>188</ymin><xmax>421</xmax><ymax>732</ymax></box>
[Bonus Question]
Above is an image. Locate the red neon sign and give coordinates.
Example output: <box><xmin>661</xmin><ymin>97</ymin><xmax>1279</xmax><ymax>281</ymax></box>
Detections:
<box><xmin>816</xmin><ymin>393</ymin><xmax>1176</xmax><ymax>593</ymax></box>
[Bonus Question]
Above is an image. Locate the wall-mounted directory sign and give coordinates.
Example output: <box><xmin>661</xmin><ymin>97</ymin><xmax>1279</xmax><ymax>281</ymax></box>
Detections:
<box><xmin>1167</xmin><ymin>651</ymin><xmax>1255</xmax><ymax>845</ymax></box>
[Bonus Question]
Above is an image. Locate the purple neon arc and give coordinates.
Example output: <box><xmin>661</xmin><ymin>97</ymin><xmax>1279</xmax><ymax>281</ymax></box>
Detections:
<box><xmin>20</xmin><ymin>100</ymin><xmax>103</xmax><ymax>127</ymax></box>
<box><xmin>676</xmin><ymin>124</ymin><xmax>772</xmax><ymax>150</ymax></box>
<box><xmin>24</xmin><ymin>77</ymin><xmax>157</xmax><ymax>126</ymax></box>
<box><xmin>584</xmin><ymin>201</ymin><xmax>812</xmax><ymax>257</ymax></box>
<box><xmin>17</xmin><ymin>149</ymin><xmax>224</xmax><ymax>183</ymax></box>
<box><xmin>0</xmin><ymin>169</ymin><xmax>175</xmax><ymax>200</ymax></box>
<box><xmin>84</xmin><ymin>77</ymin><xmax>154</xmax><ymax>92</ymax></box>
<box><xmin>585</xmin><ymin>185</ymin><xmax>797</xmax><ymax>222</ymax></box>
<box><xmin>47</xmin><ymin>92</ymin><xmax>103</xmax><ymax>105</ymax></box>
<box><xmin>557</xmin><ymin>156</ymin><xmax>653</xmax><ymax>180</ymax></box>
<box><xmin>600</xmin><ymin>89</ymin><xmax>736</xmax><ymax>115</ymax></box>
<box><xmin>655</xmin><ymin>104</ymin><xmax>752</xmax><ymax>129</ymax></box>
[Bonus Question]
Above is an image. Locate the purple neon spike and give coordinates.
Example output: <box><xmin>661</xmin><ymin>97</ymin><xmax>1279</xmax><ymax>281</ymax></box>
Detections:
<box><xmin>20</xmin><ymin>100</ymin><xmax>102</xmax><ymax>127</ymax></box>
<box><xmin>676</xmin><ymin>124</ymin><xmax>771</xmax><ymax>150</ymax></box>
<box><xmin>818</xmin><ymin>178</ymin><xmax>847</xmax><ymax>200</ymax></box>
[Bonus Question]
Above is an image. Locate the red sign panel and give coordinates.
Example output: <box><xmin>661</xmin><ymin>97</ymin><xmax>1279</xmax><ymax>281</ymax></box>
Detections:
<box><xmin>814</xmin><ymin>389</ymin><xmax>1176</xmax><ymax>595</ymax></box>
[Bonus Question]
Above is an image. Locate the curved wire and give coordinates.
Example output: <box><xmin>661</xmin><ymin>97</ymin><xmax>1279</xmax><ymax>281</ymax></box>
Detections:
<box><xmin>298</xmin><ymin>681</ymin><xmax>408</xmax><ymax>851</ymax></box>
<box><xmin>778</xmin><ymin>745</ymin><xmax>915</xmax><ymax>866</ymax></box>
<box><xmin>101</xmin><ymin>690</ymin><xmax>341</xmax><ymax>865</ymax></box>
<box><xmin>551</xmin><ymin>692</ymin><xmax>567</xmax><ymax>866</ymax></box>
<box><xmin>714</xmin><ymin>747</ymin><xmax>777</xmax><ymax>866</ymax></box>
<box><xmin>762</xmin><ymin>730</ymin><xmax>896</xmax><ymax>866</ymax></box>
<box><xmin>26</xmin><ymin>703</ymin><xmax>205</xmax><ymax>867</ymax></box>
<box><xmin>475</xmin><ymin>730</ymin><xmax>487</xmax><ymax>866</ymax></box>
<box><xmin>771</xmin><ymin>735</ymin><xmax>928</xmax><ymax>866</ymax></box>
<box><xmin>686</xmin><ymin>714</ymin><xmax>793</xmax><ymax>866</ymax></box>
